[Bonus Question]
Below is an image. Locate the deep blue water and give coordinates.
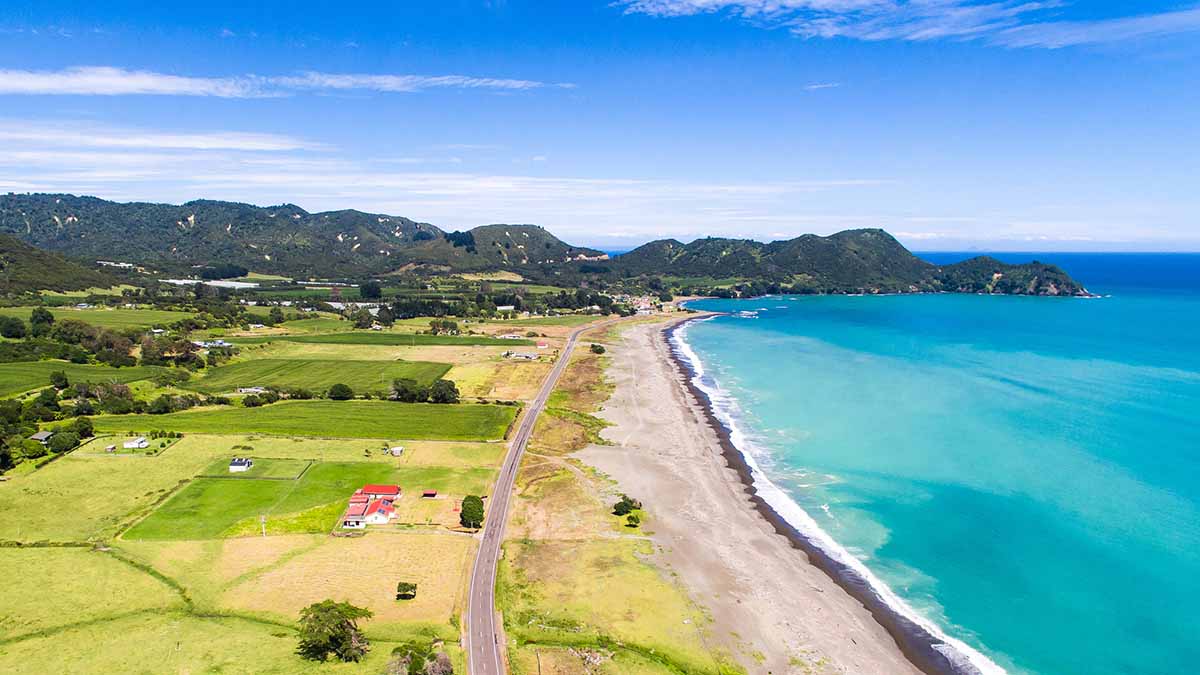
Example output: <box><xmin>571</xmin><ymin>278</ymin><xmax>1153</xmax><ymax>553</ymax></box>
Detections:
<box><xmin>682</xmin><ymin>254</ymin><xmax>1200</xmax><ymax>675</ymax></box>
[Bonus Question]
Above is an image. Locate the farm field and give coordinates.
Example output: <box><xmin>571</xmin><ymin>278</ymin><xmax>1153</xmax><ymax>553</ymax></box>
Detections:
<box><xmin>197</xmin><ymin>456</ymin><xmax>311</xmax><ymax>479</ymax></box>
<box><xmin>229</xmin><ymin>331</ymin><xmax>533</xmax><ymax>346</ymax></box>
<box><xmin>0</xmin><ymin>360</ymin><xmax>165</xmax><ymax>396</ymax></box>
<box><xmin>243</xmin><ymin>340</ymin><xmax>512</xmax><ymax>365</ymax></box>
<box><xmin>190</xmin><ymin>358</ymin><xmax>451</xmax><ymax>393</ymax></box>
<box><xmin>0</xmin><ymin>611</ymin><xmax>406</xmax><ymax>674</ymax></box>
<box><xmin>91</xmin><ymin>399</ymin><xmax>518</xmax><ymax>440</ymax></box>
<box><xmin>126</xmin><ymin>460</ymin><xmax>497</xmax><ymax>540</ymax></box>
<box><xmin>0</xmin><ymin>306</ymin><xmax>193</xmax><ymax>329</ymax></box>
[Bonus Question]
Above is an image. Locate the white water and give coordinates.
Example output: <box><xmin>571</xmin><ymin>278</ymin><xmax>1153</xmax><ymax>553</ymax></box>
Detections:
<box><xmin>670</xmin><ymin>318</ymin><xmax>1004</xmax><ymax>675</ymax></box>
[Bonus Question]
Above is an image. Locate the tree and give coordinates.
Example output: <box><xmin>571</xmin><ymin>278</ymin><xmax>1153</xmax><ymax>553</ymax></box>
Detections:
<box><xmin>395</xmin><ymin>582</ymin><xmax>418</xmax><ymax>600</ymax></box>
<box><xmin>351</xmin><ymin>308</ymin><xmax>373</xmax><ymax>329</ymax></box>
<box><xmin>391</xmin><ymin>378</ymin><xmax>429</xmax><ymax>403</ymax></box>
<box><xmin>241</xmin><ymin>394</ymin><xmax>263</xmax><ymax>408</ymax></box>
<box><xmin>71</xmin><ymin>416</ymin><xmax>94</xmax><ymax>438</ymax></box>
<box><xmin>428</xmin><ymin>379</ymin><xmax>460</xmax><ymax>404</ymax></box>
<box><xmin>625</xmin><ymin>514</ymin><xmax>641</xmax><ymax>528</ymax></box>
<box><xmin>29</xmin><ymin>307</ymin><xmax>54</xmax><ymax>337</ymax></box>
<box><xmin>589</xmin><ymin>343</ymin><xmax>606</xmax><ymax>354</ymax></box>
<box><xmin>0</xmin><ymin>316</ymin><xmax>27</xmax><ymax>338</ymax></box>
<box><xmin>268</xmin><ymin>306</ymin><xmax>285</xmax><ymax>324</ymax></box>
<box><xmin>296</xmin><ymin>600</ymin><xmax>373</xmax><ymax>662</ymax></box>
<box><xmin>460</xmin><ymin>495</ymin><xmax>484</xmax><ymax>529</ymax></box>
<box><xmin>49</xmin><ymin>370</ymin><xmax>69</xmax><ymax>390</ymax></box>
<box><xmin>328</xmin><ymin>383</ymin><xmax>354</xmax><ymax>400</ymax></box>
<box><xmin>375</xmin><ymin>306</ymin><xmax>395</xmax><ymax>327</ymax></box>
<box><xmin>48</xmin><ymin>431</ymin><xmax>80</xmax><ymax>454</ymax></box>
<box><xmin>359</xmin><ymin>281</ymin><xmax>382</xmax><ymax>299</ymax></box>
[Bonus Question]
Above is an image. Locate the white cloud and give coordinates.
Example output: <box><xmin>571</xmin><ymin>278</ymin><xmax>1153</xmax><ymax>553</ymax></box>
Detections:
<box><xmin>0</xmin><ymin>120</ymin><xmax>321</xmax><ymax>151</ymax></box>
<box><xmin>616</xmin><ymin>1</ymin><xmax>1200</xmax><ymax>48</ymax></box>
<box><xmin>0</xmin><ymin>66</ymin><xmax>572</xmax><ymax>97</ymax></box>
<box><xmin>804</xmin><ymin>82</ymin><xmax>840</xmax><ymax>90</ymax></box>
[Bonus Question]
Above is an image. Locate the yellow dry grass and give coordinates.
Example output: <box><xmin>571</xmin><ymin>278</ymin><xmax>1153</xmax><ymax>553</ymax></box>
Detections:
<box><xmin>222</xmin><ymin>532</ymin><xmax>475</xmax><ymax>634</ymax></box>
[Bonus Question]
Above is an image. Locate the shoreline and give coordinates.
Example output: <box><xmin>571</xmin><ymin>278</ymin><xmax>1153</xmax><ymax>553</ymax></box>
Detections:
<box><xmin>664</xmin><ymin>314</ymin><xmax>987</xmax><ymax>675</ymax></box>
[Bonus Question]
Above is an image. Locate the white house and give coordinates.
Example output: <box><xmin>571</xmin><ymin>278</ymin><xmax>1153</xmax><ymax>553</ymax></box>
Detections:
<box><xmin>229</xmin><ymin>457</ymin><xmax>254</xmax><ymax>473</ymax></box>
<box><xmin>496</xmin><ymin>305</ymin><xmax>516</xmax><ymax>312</ymax></box>
<box><xmin>389</xmin><ymin>446</ymin><xmax>405</xmax><ymax>457</ymax></box>
<box><xmin>237</xmin><ymin>387</ymin><xmax>268</xmax><ymax>395</ymax></box>
<box><xmin>123</xmin><ymin>437</ymin><xmax>149</xmax><ymax>450</ymax></box>
<box><xmin>29</xmin><ymin>431</ymin><xmax>54</xmax><ymax>445</ymax></box>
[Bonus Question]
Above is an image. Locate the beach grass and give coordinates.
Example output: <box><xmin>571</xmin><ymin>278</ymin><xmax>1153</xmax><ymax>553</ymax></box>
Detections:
<box><xmin>0</xmin><ymin>360</ymin><xmax>166</xmax><ymax>397</ymax></box>
<box><xmin>90</xmin><ymin>399</ymin><xmax>517</xmax><ymax>440</ymax></box>
<box><xmin>189</xmin><ymin>358</ymin><xmax>451</xmax><ymax>394</ymax></box>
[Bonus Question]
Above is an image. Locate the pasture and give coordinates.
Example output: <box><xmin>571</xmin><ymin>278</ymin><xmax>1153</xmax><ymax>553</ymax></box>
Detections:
<box><xmin>0</xmin><ymin>306</ymin><xmax>193</xmax><ymax>329</ymax></box>
<box><xmin>229</xmin><ymin>331</ymin><xmax>532</xmax><ymax>347</ymax></box>
<box><xmin>125</xmin><ymin>461</ymin><xmax>497</xmax><ymax>540</ymax></box>
<box><xmin>0</xmin><ymin>360</ymin><xmax>165</xmax><ymax>397</ymax></box>
<box><xmin>190</xmin><ymin>358</ymin><xmax>451</xmax><ymax>393</ymax></box>
<box><xmin>91</xmin><ymin>399</ymin><xmax>518</xmax><ymax>440</ymax></box>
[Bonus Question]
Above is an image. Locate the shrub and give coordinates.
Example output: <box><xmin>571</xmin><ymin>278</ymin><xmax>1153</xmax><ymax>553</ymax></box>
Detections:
<box><xmin>49</xmin><ymin>370</ymin><xmax>69</xmax><ymax>389</ymax></box>
<box><xmin>0</xmin><ymin>316</ymin><xmax>27</xmax><ymax>338</ymax></box>
<box><xmin>589</xmin><ymin>343</ymin><xmax>606</xmax><ymax>354</ymax></box>
<box><xmin>395</xmin><ymin>582</ymin><xmax>417</xmax><ymax>600</ymax></box>
<box><xmin>327</xmin><ymin>383</ymin><xmax>354</xmax><ymax>400</ymax></box>
<box><xmin>429</xmin><ymin>379</ymin><xmax>460</xmax><ymax>404</ymax></box>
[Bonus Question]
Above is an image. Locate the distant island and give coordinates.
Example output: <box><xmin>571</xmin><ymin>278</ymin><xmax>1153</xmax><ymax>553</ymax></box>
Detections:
<box><xmin>0</xmin><ymin>193</ymin><xmax>1089</xmax><ymax>297</ymax></box>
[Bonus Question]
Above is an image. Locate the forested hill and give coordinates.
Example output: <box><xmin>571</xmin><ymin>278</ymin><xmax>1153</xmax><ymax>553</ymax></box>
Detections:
<box><xmin>0</xmin><ymin>233</ymin><xmax>116</xmax><ymax>293</ymax></box>
<box><xmin>0</xmin><ymin>193</ymin><xmax>1089</xmax><ymax>296</ymax></box>
<box><xmin>612</xmin><ymin>229</ymin><xmax>1091</xmax><ymax>296</ymax></box>
<box><xmin>0</xmin><ymin>194</ymin><xmax>603</xmax><ymax>278</ymax></box>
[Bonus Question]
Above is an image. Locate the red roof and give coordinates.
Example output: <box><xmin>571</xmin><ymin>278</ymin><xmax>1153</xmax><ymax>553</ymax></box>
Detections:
<box><xmin>364</xmin><ymin>500</ymin><xmax>395</xmax><ymax>517</ymax></box>
<box><xmin>345</xmin><ymin>502</ymin><xmax>368</xmax><ymax>517</ymax></box>
<box><xmin>422</xmin><ymin>490</ymin><xmax>438</xmax><ymax>498</ymax></box>
<box><xmin>348</xmin><ymin>494</ymin><xmax>369</xmax><ymax>504</ymax></box>
<box><xmin>362</xmin><ymin>484</ymin><xmax>400</xmax><ymax>496</ymax></box>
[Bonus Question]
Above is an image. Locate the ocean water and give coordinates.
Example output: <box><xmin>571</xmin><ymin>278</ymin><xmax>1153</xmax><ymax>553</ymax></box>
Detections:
<box><xmin>681</xmin><ymin>254</ymin><xmax>1200</xmax><ymax>675</ymax></box>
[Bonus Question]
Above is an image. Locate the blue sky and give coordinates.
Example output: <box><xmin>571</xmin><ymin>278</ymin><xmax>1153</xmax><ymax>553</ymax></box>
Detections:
<box><xmin>0</xmin><ymin>1</ymin><xmax>1197</xmax><ymax>250</ymax></box>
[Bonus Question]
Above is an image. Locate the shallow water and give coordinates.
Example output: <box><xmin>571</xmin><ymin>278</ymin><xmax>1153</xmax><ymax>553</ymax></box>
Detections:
<box><xmin>683</xmin><ymin>254</ymin><xmax>1200</xmax><ymax>675</ymax></box>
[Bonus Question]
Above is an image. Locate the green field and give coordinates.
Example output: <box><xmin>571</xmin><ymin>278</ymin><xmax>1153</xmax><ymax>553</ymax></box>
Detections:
<box><xmin>197</xmin><ymin>456</ymin><xmax>311</xmax><ymax>479</ymax></box>
<box><xmin>0</xmin><ymin>306</ymin><xmax>193</xmax><ymax>329</ymax></box>
<box><xmin>229</xmin><ymin>331</ymin><xmax>533</xmax><ymax>347</ymax></box>
<box><xmin>190</xmin><ymin>358</ymin><xmax>451</xmax><ymax>393</ymax></box>
<box><xmin>0</xmin><ymin>360</ymin><xmax>166</xmax><ymax>397</ymax></box>
<box><xmin>125</xmin><ymin>461</ymin><xmax>496</xmax><ymax>540</ymax></box>
<box><xmin>91</xmin><ymin>399</ymin><xmax>517</xmax><ymax>440</ymax></box>
<box><xmin>493</xmin><ymin>314</ymin><xmax>604</xmax><ymax>327</ymax></box>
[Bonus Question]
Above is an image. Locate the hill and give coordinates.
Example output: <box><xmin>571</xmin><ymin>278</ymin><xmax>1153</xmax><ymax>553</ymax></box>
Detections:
<box><xmin>0</xmin><ymin>233</ymin><xmax>117</xmax><ymax>294</ymax></box>
<box><xmin>609</xmin><ymin>229</ymin><xmax>1090</xmax><ymax>296</ymax></box>
<box><xmin>0</xmin><ymin>193</ymin><xmax>1088</xmax><ymax>295</ymax></box>
<box><xmin>0</xmin><ymin>194</ymin><xmax>602</xmax><ymax>278</ymax></box>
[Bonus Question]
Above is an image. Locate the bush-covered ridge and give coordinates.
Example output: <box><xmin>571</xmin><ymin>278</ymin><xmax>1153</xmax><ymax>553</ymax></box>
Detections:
<box><xmin>0</xmin><ymin>193</ymin><xmax>1089</xmax><ymax>295</ymax></box>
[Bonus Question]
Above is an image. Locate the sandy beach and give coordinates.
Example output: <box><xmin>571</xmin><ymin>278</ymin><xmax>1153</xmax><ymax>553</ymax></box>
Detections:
<box><xmin>577</xmin><ymin>317</ymin><xmax>927</xmax><ymax>675</ymax></box>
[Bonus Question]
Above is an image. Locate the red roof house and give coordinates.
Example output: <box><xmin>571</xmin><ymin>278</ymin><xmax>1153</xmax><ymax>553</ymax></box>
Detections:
<box><xmin>363</xmin><ymin>499</ymin><xmax>396</xmax><ymax>525</ymax></box>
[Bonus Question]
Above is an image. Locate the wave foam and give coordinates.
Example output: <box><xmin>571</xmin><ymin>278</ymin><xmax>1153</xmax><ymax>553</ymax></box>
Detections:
<box><xmin>671</xmin><ymin>318</ymin><xmax>1006</xmax><ymax>675</ymax></box>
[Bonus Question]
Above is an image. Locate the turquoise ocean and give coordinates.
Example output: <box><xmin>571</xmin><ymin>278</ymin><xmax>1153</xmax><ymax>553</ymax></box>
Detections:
<box><xmin>680</xmin><ymin>254</ymin><xmax>1200</xmax><ymax>675</ymax></box>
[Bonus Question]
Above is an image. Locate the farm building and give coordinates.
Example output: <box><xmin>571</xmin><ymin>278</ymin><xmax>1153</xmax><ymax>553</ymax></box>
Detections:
<box><xmin>535</xmin><ymin>341</ymin><xmax>549</xmax><ymax>349</ymax></box>
<box><xmin>237</xmin><ymin>387</ymin><xmax>268</xmax><ymax>395</ymax></box>
<box><xmin>29</xmin><ymin>431</ymin><xmax>54</xmax><ymax>445</ymax></box>
<box><xmin>503</xmin><ymin>351</ymin><xmax>538</xmax><ymax>361</ymax></box>
<box><xmin>422</xmin><ymin>490</ymin><xmax>438</xmax><ymax>499</ymax></box>
<box><xmin>362</xmin><ymin>484</ymin><xmax>401</xmax><ymax>500</ymax></box>
<box><xmin>389</xmin><ymin>446</ymin><xmax>405</xmax><ymax>457</ymax></box>
<box><xmin>123</xmin><ymin>437</ymin><xmax>149</xmax><ymax>450</ymax></box>
<box><xmin>229</xmin><ymin>457</ymin><xmax>254</xmax><ymax>473</ymax></box>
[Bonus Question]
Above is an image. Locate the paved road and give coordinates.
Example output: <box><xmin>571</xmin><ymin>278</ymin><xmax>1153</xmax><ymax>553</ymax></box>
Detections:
<box><xmin>465</xmin><ymin>320</ymin><xmax>615</xmax><ymax>675</ymax></box>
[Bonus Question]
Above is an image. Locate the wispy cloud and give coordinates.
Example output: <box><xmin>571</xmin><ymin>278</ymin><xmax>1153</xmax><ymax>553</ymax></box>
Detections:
<box><xmin>804</xmin><ymin>82</ymin><xmax>840</xmax><ymax>90</ymax></box>
<box><xmin>616</xmin><ymin>1</ymin><xmax>1200</xmax><ymax>48</ymax></box>
<box><xmin>0</xmin><ymin>66</ymin><xmax>573</xmax><ymax>97</ymax></box>
<box><xmin>0</xmin><ymin>119</ymin><xmax>889</xmax><ymax>240</ymax></box>
<box><xmin>0</xmin><ymin>120</ymin><xmax>321</xmax><ymax>151</ymax></box>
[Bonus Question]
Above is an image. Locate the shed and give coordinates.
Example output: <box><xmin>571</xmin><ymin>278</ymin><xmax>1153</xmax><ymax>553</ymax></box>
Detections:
<box><xmin>421</xmin><ymin>490</ymin><xmax>438</xmax><ymax>499</ymax></box>
<box><xmin>123</xmin><ymin>437</ymin><xmax>149</xmax><ymax>449</ymax></box>
<box><xmin>29</xmin><ymin>431</ymin><xmax>54</xmax><ymax>445</ymax></box>
<box><xmin>229</xmin><ymin>457</ymin><xmax>254</xmax><ymax>473</ymax></box>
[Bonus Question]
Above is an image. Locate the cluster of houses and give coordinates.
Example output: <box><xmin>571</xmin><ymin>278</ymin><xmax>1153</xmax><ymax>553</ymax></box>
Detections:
<box><xmin>342</xmin><ymin>484</ymin><xmax>401</xmax><ymax>529</ymax></box>
<box><xmin>192</xmin><ymin>339</ymin><xmax>233</xmax><ymax>349</ymax></box>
